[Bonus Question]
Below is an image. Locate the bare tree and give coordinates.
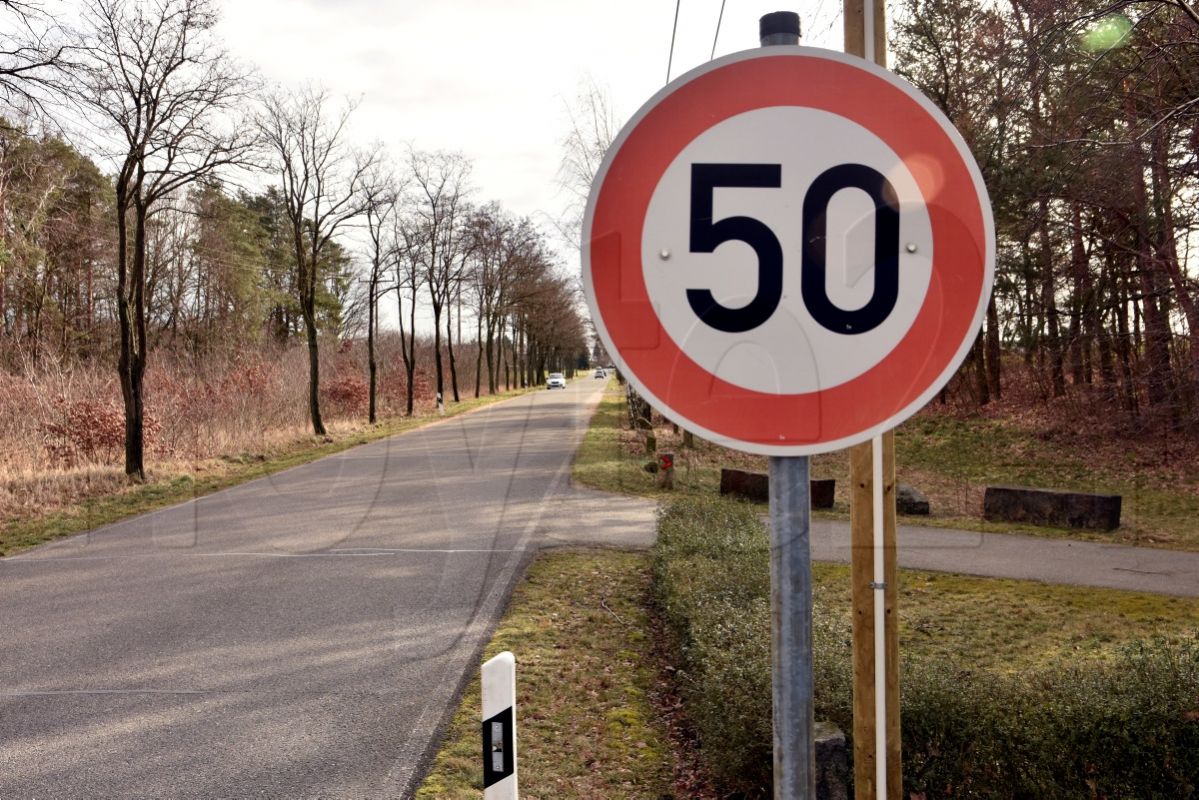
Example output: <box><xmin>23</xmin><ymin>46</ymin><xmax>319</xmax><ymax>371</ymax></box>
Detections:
<box><xmin>76</xmin><ymin>0</ymin><xmax>256</xmax><ymax>481</ymax></box>
<box><xmin>258</xmin><ymin>86</ymin><xmax>378</xmax><ymax>435</ymax></box>
<box><xmin>390</xmin><ymin>209</ymin><xmax>426</xmax><ymax>415</ymax></box>
<box><xmin>465</xmin><ymin>205</ymin><xmax>542</xmax><ymax>397</ymax></box>
<box><xmin>407</xmin><ymin>148</ymin><xmax>470</xmax><ymax>405</ymax></box>
<box><xmin>555</xmin><ymin>77</ymin><xmax>619</xmax><ymax>249</ymax></box>
<box><xmin>360</xmin><ymin>156</ymin><xmax>400</xmax><ymax>424</ymax></box>
<box><xmin>0</xmin><ymin>0</ymin><xmax>75</xmax><ymax>117</ymax></box>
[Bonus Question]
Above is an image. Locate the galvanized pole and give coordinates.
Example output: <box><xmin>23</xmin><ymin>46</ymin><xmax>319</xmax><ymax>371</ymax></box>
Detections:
<box><xmin>769</xmin><ymin>453</ymin><xmax>815</xmax><ymax>799</ymax></box>
<box><xmin>760</xmin><ymin>16</ymin><xmax>814</xmax><ymax>800</ymax></box>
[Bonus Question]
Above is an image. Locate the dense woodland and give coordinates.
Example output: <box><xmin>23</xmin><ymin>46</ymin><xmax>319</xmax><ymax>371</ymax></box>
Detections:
<box><xmin>0</xmin><ymin>0</ymin><xmax>1197</xmax><ymax>494</ymax></box>
<box><xmin>893</xmin><ymin>0</ymin><xmax>1199</xmax><ymax>425</ymax></box>
<box><xmin>0</xmin><ymin>0</ymin><xmax>588</xmax><ymax>485</ymax></box>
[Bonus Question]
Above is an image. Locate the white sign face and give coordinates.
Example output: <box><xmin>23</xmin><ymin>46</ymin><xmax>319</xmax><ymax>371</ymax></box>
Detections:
<box><xmin>641</xmin><ymin>106</ymin><xmax>934</xmax><ymax>395</ymax></box>
<box><xmin>584</xmin><ymin>47</ymin><xmax>994</xmax><ymax>455</ymax></box>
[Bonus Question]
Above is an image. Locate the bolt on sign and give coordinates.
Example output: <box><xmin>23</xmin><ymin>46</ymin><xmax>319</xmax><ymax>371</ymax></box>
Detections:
<box><xmin>583</xmin><ymin>48</ymin><xmax>994</xmax><ymax>454</ymax></box>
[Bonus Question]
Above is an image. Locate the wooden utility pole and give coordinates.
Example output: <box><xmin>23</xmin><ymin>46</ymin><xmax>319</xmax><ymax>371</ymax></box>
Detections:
<box><xmin>845</xmin><ymin>2</ymin><xmax>901</xmax><ymax>798</ymax></box>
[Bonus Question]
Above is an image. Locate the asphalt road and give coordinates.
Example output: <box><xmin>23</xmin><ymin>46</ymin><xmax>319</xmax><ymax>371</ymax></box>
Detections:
<box><xmin>0</xmin><ymin>377</ymin><xmax>648</xmax><ymax>799</ymax></box>
<box><xmin>810</xmin><ymin>519</ymin><xmax>1199</xmax><ymax>598</ymax></box>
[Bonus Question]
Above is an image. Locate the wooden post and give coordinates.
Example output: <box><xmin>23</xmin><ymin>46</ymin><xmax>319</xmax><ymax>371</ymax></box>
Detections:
<box><xmin>846</xmin><ymin>2</ymin><xmax>901</xmax><ymax>797</ymax></box>
<box><xmin>843</xmin><ymin>0</ymin><xmax>886</xmax><ymax>63</ymax></box>
<box><xmin>849</xmin><ymin>434</ymin><xmax>899</xmax><ymax>798</ymax></box>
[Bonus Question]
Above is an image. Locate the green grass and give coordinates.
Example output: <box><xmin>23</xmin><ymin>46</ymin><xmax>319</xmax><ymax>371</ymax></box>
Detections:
<box><xmin>573</xmin><ymin>385</ymin><xmax>1199</xmax><ymax>550</ymax></box>
<box><xmin>414</xmin><ymin>550</ymin><xmax>675</xmax><ymax>800</ymax></box>
<box><xmin>0</xmin><ymin>388</ymin><xmax>532</xmax><ymax>556</ymax></box>
<box><xmin>892</xmin><ymin>414</ymin><xmax>1199</xmax><ymax>548</ymax></box>
<box><xmin>571</xmin><ymin>383</ymin><xmax>763</xmax><ymax>499</ymax></box>
<box><xmin>815</xmin><ymin>561</ymin><xmax>1199</xmax><ymax>671</ymax></box>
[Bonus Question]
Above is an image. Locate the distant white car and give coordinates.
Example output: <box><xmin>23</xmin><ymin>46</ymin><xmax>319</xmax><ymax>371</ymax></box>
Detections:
<box><xmin>546</xmin><ymin>373</ymin><xmax>566</xmax><ymax>390</ymax></box>
<box><xmin>593</xmin><ymin>368</ymin><xmax>605</xmax><ymax>378</ymax></box>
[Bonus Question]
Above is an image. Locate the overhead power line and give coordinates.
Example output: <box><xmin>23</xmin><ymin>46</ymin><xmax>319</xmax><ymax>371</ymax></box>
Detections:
<box><xmin>666</xmin><ymin>0</ymin><xmax>681</xmax><ymax>84</ymax></box>
<box><xmin>711</xmin><ymin>0</ymin><xmax>726</xmax><ymax>59</ymax></box>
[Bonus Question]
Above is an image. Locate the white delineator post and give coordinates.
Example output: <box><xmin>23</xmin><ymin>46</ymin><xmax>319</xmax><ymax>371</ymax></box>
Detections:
<box><xmin>482</xmin><ymin>651</ymin><xmax>517</xmax><ymax>799</ymax></box>
<box><xmin>862</xmin><ymin>0</ymin><xmax>891</xmax><ymax>794</ymax></box>
<box><xmin>871</xmin><ymin>433</ymin><xmax>887</xmax><ymax>797</ymax></box>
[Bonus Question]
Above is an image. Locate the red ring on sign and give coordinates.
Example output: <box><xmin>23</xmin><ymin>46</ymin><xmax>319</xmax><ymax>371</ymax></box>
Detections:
<box><xmin>589</xmin><ymin>53</ymin><xmax>988</xmax><ymax>448</ymax></box>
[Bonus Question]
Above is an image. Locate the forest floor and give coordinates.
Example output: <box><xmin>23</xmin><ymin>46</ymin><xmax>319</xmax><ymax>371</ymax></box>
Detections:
<box><xmin>573</xmin><ymin>381</ymin><xmax>1199</xmax><ymax>551</ymax></box>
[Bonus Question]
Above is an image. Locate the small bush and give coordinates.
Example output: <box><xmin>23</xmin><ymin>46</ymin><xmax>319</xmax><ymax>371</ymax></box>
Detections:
<box><xmin>651</xmin><ymin>495</ymin><xmax>1199</xmax><ymax>799</ymax></box>
<box><xmin>40</xmin><ymin>396</ymin><xmax>160</xmax><ymax>466</ymax></box>
<box><xmin>653</xmin><ymin>496</ymin><xmax>774</xmax><ymax>794</ymax></box>
<box><xmin>321</xmin><ymin>372</ymin><xmax>369</xmax><ymax>415</ymax></box>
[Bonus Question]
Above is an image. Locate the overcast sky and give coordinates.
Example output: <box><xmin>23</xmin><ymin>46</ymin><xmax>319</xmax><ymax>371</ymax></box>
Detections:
<box><xmin>216</xmin><ymin>1</ymin><xmax>846</xmax><ymax>262</ymax></box>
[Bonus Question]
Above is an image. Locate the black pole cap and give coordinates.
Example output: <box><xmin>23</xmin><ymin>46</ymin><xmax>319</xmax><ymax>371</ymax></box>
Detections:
<box><xmin>760</xmin><ymin>11</ymin><xmax>801</xmax><ymax>42</ymax></box>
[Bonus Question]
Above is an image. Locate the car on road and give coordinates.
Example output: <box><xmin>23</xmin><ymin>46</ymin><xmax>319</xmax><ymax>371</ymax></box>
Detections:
<box><xmin>593</xmin><ymin>368</ymin><xmax>605</xmax><ymax>378</ymax></box>
<box><xmin>546</xmin><ymin>372</ymin><xmax>566</xmax><ymax>390</ymax></box>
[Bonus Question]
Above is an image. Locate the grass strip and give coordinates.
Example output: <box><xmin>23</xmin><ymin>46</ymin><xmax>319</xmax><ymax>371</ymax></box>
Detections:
<box><xmin>414</xmin><ymin>549</ymin><xmax>675</xmax><ymax>800</ymax></box>
<box><xmin>0</xmin><ymin>388</ymin><xmax>532</xmax><ymax>556</ymax></box>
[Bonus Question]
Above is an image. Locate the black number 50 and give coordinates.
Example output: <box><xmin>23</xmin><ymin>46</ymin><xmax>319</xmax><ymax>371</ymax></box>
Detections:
<box><xmin>686</xmin><ymin>162</ymin><xmax>901</xmax><ymax>335</ymax></box>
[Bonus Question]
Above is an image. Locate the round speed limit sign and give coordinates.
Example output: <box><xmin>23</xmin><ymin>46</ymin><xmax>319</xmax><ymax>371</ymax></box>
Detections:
<box><xmin>582</xmin><ymin>47</ymin><xmax>994</xmax><ymax>455</ymax></box>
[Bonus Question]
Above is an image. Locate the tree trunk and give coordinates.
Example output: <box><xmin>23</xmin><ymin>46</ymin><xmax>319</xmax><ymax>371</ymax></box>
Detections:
<box><xmin>298</xmin><ymin>242</ymin><xmax>325</xmax><ymax>435</ymax></box>
<box><xmin>474</xmin><ymin>313</ymin><xmax>483</xmax><ymax>399</ymax></box>
<box><xmin>397</xmin><ymin>287</ymin><xmax>416</xmax><ymax>417</ymax></box>
<box><xmin>1131</xmin><ymin>162</ymin><xmax>1174</xmax><ymax>408</ymax></box>
<box><xmin>303</xmin><ymin>306</ymin><xmax>324</xmax><ymax>435</ymax></box>
<box><xmin>446</xmin><ymin>302</ymin><xmax>460</xmax><ymax>402</ymax></box>
<box><xmin>485</xmin><ymin>317</ymin><xmax>496</xmax><ymax>394</ymax></box>
<box><xmin>972</xmin><ymin>331</ymin><xmax>990</xmax><ymax>406</ymax></box>
<box><xmin>1067</xmin><ymin>202</ymin><xmax>1090</xmax><ymax>387</ymax></box>
<box><xmin>1114</xmin><ymin>257</ymin><xmax>1138</xmax><ymax>414</ymax></box>
<box><xmin>366</xmin><ymin>291</ymin><xmax>376</xmax><ymax>424</ymax></box>
<box><xmin>1037</xmin><ymin>203</ymin><xmax>1066</xmax><ymax>398</ymax></box>
<box><xmin>501</xmin><ymin>317</ymin><xmax>511</xmax><ymax>391</ymax></box>
<box><xmin>121</xmin><ymin>199</ymin><xmax>150</xmax><ymax>481</ymax></box>
<box><xmin>115</xmin><ymin>193</ymin><xmax>135</xmax><ymax>478</ymax></box>
<box><xmin>1149</xmin><ymin>129</ymin><xmax>1199</xmax><ymax>387</ymax></box>
<box><xmin>1095</xmin><ymin>251</ymin><xmax>1118</xmax><ymax>393</ymax></box>
<box><xmin>368</xmin><ymin>275</ymin><xmax>378</xmax><ymax>424</ymax></box>
<box><xmin>432</xmin><ymin>300</ymin><xmax>444</xmax><ymax>403</ymax></box>
<box><xmin>985</xmin><ymin>295</ymin><xmax>1001</xmax><ymax>399</ymax></box>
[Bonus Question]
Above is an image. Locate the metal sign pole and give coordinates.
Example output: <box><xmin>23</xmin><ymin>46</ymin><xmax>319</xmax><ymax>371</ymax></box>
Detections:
<box><xmin>769</xmin><ymin>454</ymin><xmax>815</xmax><ymax>798</ymax></box>
<box><xmin>759</xmin><ymin>14</ymin><xmax>814</xmax><ymax>800</ymax></box>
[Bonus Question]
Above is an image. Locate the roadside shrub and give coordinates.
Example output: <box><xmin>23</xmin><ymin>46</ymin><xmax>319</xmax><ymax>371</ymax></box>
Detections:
<box><xmin>40</xmin><ymin>395</ymin><xmax>160</xmax><ymax>466</ymax></box>
<box><xmin>652</xmin><ymin>495</ymin><xmax>1199</xmax><ymax>799</ymax></box>
<box><xmin>653</xmin><ymin>496</ymin><xmax>773</xmax><ymax>794</ymax></box>
<box><xmin>901</xmin><ymin>639</ymin><xmax>1199</xmax><ymax>798</ymax></box>
<box><xmin>321</xmin><ymin>372</ymin><xmax>369</xmax><ymax>416</ymax></box>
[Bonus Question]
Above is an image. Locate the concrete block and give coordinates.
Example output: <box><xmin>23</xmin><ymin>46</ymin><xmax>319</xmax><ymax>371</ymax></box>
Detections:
<box><xmin>983</xmin><ymin>485</ymin><xmax>1121</xmax><ymax>531</ymax></box>
<box><xmin>719</xmin><ymin>468</ymin><xmax>835</xmax><ymax>509</ymax></box>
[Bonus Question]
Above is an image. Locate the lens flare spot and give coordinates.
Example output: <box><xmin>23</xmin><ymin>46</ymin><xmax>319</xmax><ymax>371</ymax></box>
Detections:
<box><xmin>898</xmin><ymin>154</ymin><xmax>944</xmax><ymax>203</ymax></box>
<box><xmin>1082</xmin><ymin>14</ymin><xmax>1132</xmax><ymax>52</ymax></box>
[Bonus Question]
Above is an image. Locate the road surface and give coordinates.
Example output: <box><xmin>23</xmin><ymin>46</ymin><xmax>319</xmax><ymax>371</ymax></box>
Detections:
<box><xmin>0</xmin><ymin>378</ymin><xmax>644</xmax><ymax>799</ymax></box>
<box><xmin>810</xmin><ymin>519</ymin><xmax>1199</xmax><ymax>598</ymax></box>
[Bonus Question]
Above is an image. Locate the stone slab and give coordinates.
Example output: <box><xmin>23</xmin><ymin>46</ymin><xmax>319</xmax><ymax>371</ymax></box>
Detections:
<box><xmin>982</xmin><ymin>485</ymin><xmax>1121</xmax><ymax>531</ymax></box>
